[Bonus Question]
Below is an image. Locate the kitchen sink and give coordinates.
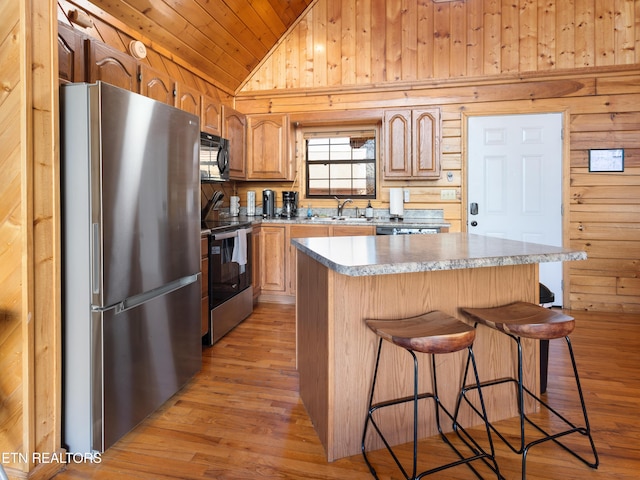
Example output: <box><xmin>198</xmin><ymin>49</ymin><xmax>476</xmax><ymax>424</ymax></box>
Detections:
<box><xmin>306</xmin><ymin>216</ymin><xmax>371</xmax><ymax>223</ymax></box>
<box><xmin>332</xmin><ymin>216</ymin><xmax>369</xmax><ymax>222</ymax></box>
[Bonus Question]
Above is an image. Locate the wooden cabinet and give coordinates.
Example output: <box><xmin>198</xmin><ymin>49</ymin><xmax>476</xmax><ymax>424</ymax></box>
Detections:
<box><xmin>288</xmin><ymin>225</ymin><xmax>331</xmax><ymax>294</ymax></box>
<box><xmin>139</xmin><ymin>64</ymin><xmax>175</xmax><ymax>105</ymax></box>
<box><xmin>201</xmin><ymin>94</ymin><xmax>223</xmax><ymax>136</ymax></box>
<box><xmin>331</xmin><ymin>225</ymin><xmax>376</xmax><ymax>236</ymax></box>
<box><xmin>176</xmin><ymin>83</ymin><xmax>201</xmax><ymax>117</ymax></box>
<box><xmin>251</xmin><ymin>224</ymin><xmax>262</xmax><ymax>303</ymax></box>
<box><xmin>223</xmin><ymin>105</ymin><xmax>247</xmax><ymax>179</ymax></box>
<box><xmin>246</xmin><ymin>113</ymin><xmax>292</xmax><ymax>180</ymax></box>
<box><xmin>57</xmin><ymin>23</ymin><xmax>85</xmax><ymax>84</ymax></box>
<box><xmin>201</xmin><ymin>235</ymin><xmax>209</xmax><ymax>337</ymax></box>
<box><xmin>260</xmin><ymin>226</ymin><xmax>287</xmax><ymax>294</ymax></box>
<box><xmin>87</xmin><ymin>40</ymin><xmax>138</xmax><ymax>91</ymax></box>
<box><xmin>383</xmin><ymin>108</ymin><xmax>441</xmax><ymax>179</ymax></box>
<box><xmin>257</xmin><ymin>223</ymin><xmax>375</xmax><ymax>300</ymax></box>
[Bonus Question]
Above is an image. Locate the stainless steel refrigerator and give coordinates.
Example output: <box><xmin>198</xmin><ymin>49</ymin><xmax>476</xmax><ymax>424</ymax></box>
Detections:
<box><xmin>61</xmin><ymin>82</ymin><xmax>202</xmax><ymax>453</ymax></box>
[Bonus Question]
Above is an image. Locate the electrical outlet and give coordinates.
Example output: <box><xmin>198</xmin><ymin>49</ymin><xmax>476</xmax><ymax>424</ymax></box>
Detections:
<box><xmin>403</xmin><ymin>189</ymin><xmax>410</xmax><ymax>202</ymax></box>
<box><xmin>441</xmin><ymin>189</ymin><xmax>456</xmax><ymax>200</ymax></box>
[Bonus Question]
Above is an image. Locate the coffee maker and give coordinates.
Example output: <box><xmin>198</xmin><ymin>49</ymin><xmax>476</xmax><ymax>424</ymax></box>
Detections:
<box><xmin>281</xmin><ymin>191</ymin><xmax>298</xmax><ymax>218</ymax></box>
<box><xmin>262</xmin><ymin>189</ymin><xmax>275</xmax><ymax>218</ymax></box>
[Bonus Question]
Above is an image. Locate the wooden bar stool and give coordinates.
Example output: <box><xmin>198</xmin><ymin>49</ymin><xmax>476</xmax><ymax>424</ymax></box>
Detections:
<box><xmin>361</xmin><ymin>310</ymin><xmax>501</xmax><ymax>479</ymax></box>
<box><xmin>459</xmin><ymin>302</ymin><xmax>599</xmax><ymax>479</ymax></box>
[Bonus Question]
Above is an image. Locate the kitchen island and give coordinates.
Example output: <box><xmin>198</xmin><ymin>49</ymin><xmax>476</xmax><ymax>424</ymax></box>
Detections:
<box><xmin>291</xmin><ymin>233</ymin><xmax>586</xmax><ymax>462</ymax></box>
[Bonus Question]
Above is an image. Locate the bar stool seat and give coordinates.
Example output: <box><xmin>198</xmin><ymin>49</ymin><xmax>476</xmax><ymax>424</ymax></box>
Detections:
<box><xmin>362</xmin><ymin>310</ymin><xmax>501</xmax><ymax>479</ymax></box>
<box><xmin>459</xmin><ymin>302</ymin><xmax>599</xmax><ymax>479</ymax></box>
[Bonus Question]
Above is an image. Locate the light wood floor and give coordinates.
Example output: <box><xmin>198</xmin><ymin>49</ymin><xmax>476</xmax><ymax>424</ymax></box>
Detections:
<box><xmin>54</xmin><ymin>303</ymin><xmax>640</xmax><ymax>479</ymax></box>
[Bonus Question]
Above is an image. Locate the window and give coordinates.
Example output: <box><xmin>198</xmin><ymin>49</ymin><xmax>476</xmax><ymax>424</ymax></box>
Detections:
<box><xmin>304</xmin><ymin>129</ymin><xmax>376</xmax><ymax>199</ymax></box>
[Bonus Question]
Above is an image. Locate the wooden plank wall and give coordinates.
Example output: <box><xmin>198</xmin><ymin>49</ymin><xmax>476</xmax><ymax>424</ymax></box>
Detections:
<box><xmin>0</xmin><ymin>0</ymin><xmax>26</xmax><ymax>467</ymax></box>
<box><xmin>242</xmin><ymin>0</ymin><xmax>640</xmax><ymax>91</ymax></box>
<box><xmin>236</xmin><ymin>0</ymin><xmax>640</xmax><ymax>313</ymax></box>
<box><xmin>1</xmin><ymin>0</ymin><xmax>63</xmax><ymax>478</ymax></box>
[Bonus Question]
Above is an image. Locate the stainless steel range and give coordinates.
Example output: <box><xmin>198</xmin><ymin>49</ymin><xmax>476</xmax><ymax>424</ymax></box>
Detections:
<box><xmin>202</xmin><ymin>220</ymin><xmax>253</xmax><ymax>344</ymax></box>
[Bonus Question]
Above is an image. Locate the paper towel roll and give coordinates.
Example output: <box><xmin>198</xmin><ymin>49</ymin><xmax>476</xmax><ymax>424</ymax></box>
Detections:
<box><xmin>389</xmin><ymin>188</ymin><xmax>404</xmax><ymax>217</ymax></box>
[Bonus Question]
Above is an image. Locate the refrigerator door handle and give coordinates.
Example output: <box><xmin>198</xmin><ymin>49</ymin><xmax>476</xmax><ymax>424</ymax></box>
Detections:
<box><xmin>92</xmin><ymin>223</ymin><xmax>100</xmax><ymax>294</ymax></box>
<box><xmin>114</xmin><ymin>274</ymin><xmax>200</xmax><ymax>314</ymax></box>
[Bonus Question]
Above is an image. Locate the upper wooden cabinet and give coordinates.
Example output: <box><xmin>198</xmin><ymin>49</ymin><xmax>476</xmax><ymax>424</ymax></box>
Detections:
<box><xmin>246</xmin><ymin>113</ymin><xmax>292</xmax><ymax>181</ymax></box>
<box><xmin>201</xmin><ymin>95</ymin><xmax>223</xmax><ymax>136</ymax></box>
<box><xmin>176</xmin><ymin>83</ymin><xmax>201</xmax><ymax>117</ymax></box>
<box><xmin>139</xmin><ymin>64</ymin><xmax>176</xmax><ymax>106</ymax></box>
<box><xmin>58</xmin><ymin>23</ymin><xmax>85</xmax><ymax>84</ymax></box>
<box><xmin>223</xmin><ymin>105</ymin><xmax>247</xmax><ymax>179</ymax></box>
<box><xmin>87</xmin><ymin>40</ymin><xmax>138</xmax><ymax>92</ymax></box>
<box><xmin>383</xmin><ymin>108</ymin><xmax>441</xmax><ymax>179</ymax></box>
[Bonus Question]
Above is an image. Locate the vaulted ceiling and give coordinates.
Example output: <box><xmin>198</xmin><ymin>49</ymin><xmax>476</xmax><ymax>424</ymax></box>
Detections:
<box><xmin>84</xmin><ymin>0</ymin><xmax>315</xmax><ymax>94</ymax></box>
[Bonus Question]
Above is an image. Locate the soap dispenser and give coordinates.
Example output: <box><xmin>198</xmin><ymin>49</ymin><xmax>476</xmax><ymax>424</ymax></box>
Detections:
<box><xmin>365</xmin><ymin>201</ymin><xmax>373</xmax><ymax>219</ymax></box>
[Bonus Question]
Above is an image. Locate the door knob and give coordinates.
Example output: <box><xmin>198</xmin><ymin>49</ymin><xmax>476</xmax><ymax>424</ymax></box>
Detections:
<box><xmin>471</xmin><ymin>221</ymin><xmax>478</xmax><ymax>227</ymax></box>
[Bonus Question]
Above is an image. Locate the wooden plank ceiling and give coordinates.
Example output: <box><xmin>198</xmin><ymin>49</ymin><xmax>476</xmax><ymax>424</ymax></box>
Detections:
<box><xmin>84</xmin><ymin>0</ymin><xmax>314</xmax><ymax>93</ymax></box>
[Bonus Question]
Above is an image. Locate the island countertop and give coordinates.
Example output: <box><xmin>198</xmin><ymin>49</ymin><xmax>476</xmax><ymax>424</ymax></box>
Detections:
<box><xmin>293</xmin><ymin>232</ymin><xmax>587</xmax><ymax>462</ymax></box>
<box><xmin>291</xmin><ymin>232</ymin><xmax>586</xmax><ymax>276</ymax></box>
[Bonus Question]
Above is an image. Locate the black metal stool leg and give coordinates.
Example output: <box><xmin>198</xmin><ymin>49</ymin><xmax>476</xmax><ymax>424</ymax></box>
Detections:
<box><xmin>458</xmin><ymin>331</ymin><xmax>599</xmax><ymax>479</ymax></box>
<box><xmin>362</xmin><ymin>339</ymin><xmax>502</xmax><ymax>479</ymax></box>
<box><xmin>452</xmin><ymin>347</ymin><xmax>504</xmax><ymax>479</ymax></box>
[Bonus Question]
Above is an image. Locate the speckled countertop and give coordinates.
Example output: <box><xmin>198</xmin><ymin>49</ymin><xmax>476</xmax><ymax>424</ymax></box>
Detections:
<box><xmin>291</xmin><ymin>233</ymin><xmax>587</xmax><ymax>277</ymax></box>
<box><xmin>260</xmin><ymin>216</ymin><xmax>449</xmax><ymax>229</ymax></box>
<box><xmin>202</xmin><ymin>208</ymin><xmax>451</xmax><ymax>232</ymax></box>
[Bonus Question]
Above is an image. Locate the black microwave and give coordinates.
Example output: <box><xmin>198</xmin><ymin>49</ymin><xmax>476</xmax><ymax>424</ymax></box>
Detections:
<box><xmin>200</xmin><ymin>132</ymin><xmax>229</xmax><ymax>182</ymax></box>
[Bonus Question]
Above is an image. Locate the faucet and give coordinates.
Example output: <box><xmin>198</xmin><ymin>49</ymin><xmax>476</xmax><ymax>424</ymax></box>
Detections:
<box><xmin>335</xmin><ymin>197</ymin><xmax>353</xmax><ymax>217</ymax></box>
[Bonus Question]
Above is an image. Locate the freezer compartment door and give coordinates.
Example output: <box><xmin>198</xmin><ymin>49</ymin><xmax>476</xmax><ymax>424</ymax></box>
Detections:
<box><xmin>64</xmin><ymin>279</ymin><xmax>201</xmax><ymax>453</ymax></box>
<box><xmin>102</xmin><ymin>279</ymin><xmax>201</xmax><ymax>451</ymax></box>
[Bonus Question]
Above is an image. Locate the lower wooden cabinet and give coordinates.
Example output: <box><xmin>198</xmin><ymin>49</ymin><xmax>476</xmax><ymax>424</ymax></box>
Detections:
<box><xmin>251</xmin><ymin>224</ymin><xmax>262</xmax><ymax>303</ymax></box>
<box><xmin>331</xmin><ymin>225</ymin><xmax>375</xmax><ymax>236</ymax></box>
<box><xmin>258</xmin><ymin>223</ymin><xmax>374</xmax><ymax>300</ymax></box>
<box><xmin>288</xmin><ymin>225</ymin><xmax>331</xmax><ymax>295</ymax></box>
<box><xmin>201</xmin><ymin>235</ymin><xmax>209</xmax><ymax>337</ymax></box>
<box><xmin>260</xmin><ymin>226</ymin><xmax>287</xmax><ymax>294</ymax></box>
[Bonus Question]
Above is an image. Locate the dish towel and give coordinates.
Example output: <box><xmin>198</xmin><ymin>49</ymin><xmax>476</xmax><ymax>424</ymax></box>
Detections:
<box><xmin>232</xmin><ymin>228</ymin><xmax>248</xmax><ymax>269</ymax></box>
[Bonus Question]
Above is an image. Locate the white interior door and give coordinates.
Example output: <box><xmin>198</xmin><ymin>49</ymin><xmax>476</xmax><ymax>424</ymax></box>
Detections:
<box><xmin>468</xmin><ymin>113</ymin><xmax>564</xmax><ymax>306</ymax></box>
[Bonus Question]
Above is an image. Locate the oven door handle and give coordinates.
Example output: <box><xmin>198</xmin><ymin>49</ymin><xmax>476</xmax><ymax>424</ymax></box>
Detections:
<box><xmin>212</xmin><ymin>226</ymin><xmax>253</xmax><ymax>241</ymax></box>
<box><xmin>213</xmin><ymin>231</ymin><xmax>237</xmax><ymax>241</ymax></box>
